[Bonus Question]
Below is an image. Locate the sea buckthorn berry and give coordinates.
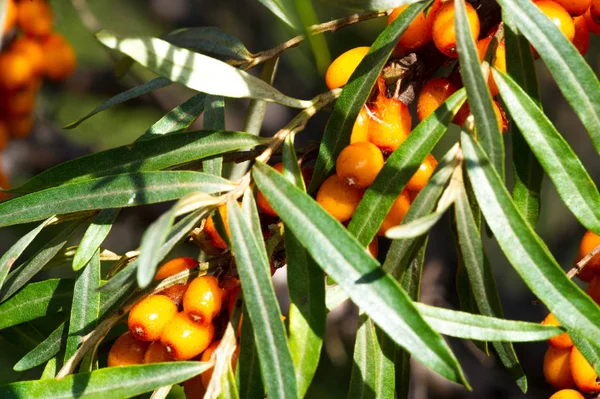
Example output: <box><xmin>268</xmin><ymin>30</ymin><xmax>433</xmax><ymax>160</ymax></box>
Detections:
<box><xmin>159</xmin><ymin>284</ymin><xmax>189</xmax><ymax>308</ymax></box>
<box><xmin>128</xmin><ymin>294</ymin><xmax>178</xmax><ymax>341</ymax></box>
<box><xmin>2</xmin><ymin>85</ymin><xmax>38</xmax><ymax>116</ymax></box>
<box><xmin>0</xmin><ymin>51</ymin><xmax>35</xmax><ymax>91</ymax></box>
<box><xmin>542</xmin><ymin>313</ymin><xmax>574</xmax><ymax>349</ymax></box>
<box><xmin>205</xmin><ymin>205</ymin><xmax>230</xmax><ymax>249</ymax></box>
<box><xmin>549</xmin><ymin>389</ymin><xmax>585</xmax><ymax>399</ymax></box>
<box><xmin>535</xmin><ymin>1</ymin><xmax>576</xmax><ymax>42</ymax></box>
<box><xmin>350</xmin><ymin>105</ymin><xmax>372</xmax><ymax>144</ymax></box>
<box><xmin>544</xmin><ymin>346</ymin><xmax>576</xmax><ymax>389</ymax></box>
<box><xmin>379</xmin><ymin>190</ymin><xmax>411</xmax><ymax>235</ymax></box>
<box><xmin>11</xmin><ymin>37</ymin><xmax>45</xmax><ymax>76</ymax></box>
<box><xmin>41</xmin><ymin>34</ymin><xmax>77</xmax><ymax>81</ymax></box>
<box><xmin>3</xmin><ymin>0</ymin><xmax>17</xmax><ymax>33</ymax></box>
<box><xmin>585</xmin><ymin>275</ymin><xmax>600</xmax><ymax>304</ymax></box>
<box><xmin>584</xmin><ymin>6</ymin><xmax>600</xmax><ymax>33</ymax></box>
<box><xmin>476</xmin><ymin>37</ymin><xmax>506</xmax><ymax>97</ymax></box>
<box><xmin>572</xmin><ymin>16</ymin><xmax>591</xmax><ymax>55</ymax></box>
<box><xmin>184</xmin><ymin>375</ymin><xmax>206</xmax><ymax>399</ymax></box>
<box><xmin>406</xmin><ymin>154</ymin><xmax>437</xmax><ymax>192</ymax></box>
<box><xmin>316</xmin><ymin>174</ymin><xmax>364</xmax><ymax>222</ymax></box>
<box><xmin>432</xmin><ymin>1</ymin><xmax>480</xmax><ymax>58</ymax></box>
<box><xmin>160</xmin><ymin>312</ymin><xmax>215</xmax><ymax>360</ymax></box>
<box><xmin>325</xmin><ymin>47</ymin><xmax>370</xmax><ymax>90</ymax></box>
<box><xmin>7</xmin><ymin>115</ymin><xmax>34</xmax><ymax>139</ymax></box>
<box><xmin>368</xmin><ymin>237</ymin><xmax>378</xmax><ymax>259</ymax></box>
<box><xmin>577</xmin><ymin>264</ymin><xmax>597</xmax><ymax>282</ymax></box>
<box><xmin>183</xmin><ymin>275</ymin><xmax>224</xmax><ymax>324</ymax></box>
<box><xmin>336</xmin><ymin>142</ymin><xmax>384</xmax><ymax>189</ymax></box>
<box><xmin>388</xmin><ymin>0</ymin><xmax>441</xmax><ymax>50</ymax></box>
<box><xmin>17</xmin><ymin>0</ymin><xmax>53</xmax><ymax>37</ymax></box>
<box><xmin>368</xmin><ymin>96</ymin><xmax>412</xmax><ymax>154</ymax></box>
<box><xmin>107</xmin><ymin>331</ymin><xmax>150</xmax><ymax>367</ymax></box>
<box><xmin>417</xmin><ymin>77</ymin><xmax>458</xmax><ymax>122</ymax></box>
<box><xmin>143</xmin><ymin>340</ymin><xmax>173</xmax><ymax>364</ymax></box>
<box><xmin>552</xmin><ymin>0</ymin><xmax>592</xmax><ymax>15</ymax></box>
<box><xmin>0</xmin><ymin>166</ymin><xmax>11</xmax><ymax>201</ymax></box>
<box><xmin>154</xmin><ymin>257</ymin><xmax>198</xmax><ymax>280</ymax></box>
<box><xmin>199</xmin><ymin>341</ymin><xmax>241</xmax><ymax>388</ymax></box>
<box><xmin>578</xmin><ymin>230</ymin><xmax>600</xmax><ymax>271</ymax></box>
<box><xmin>591</xmin><ymin>0</ymin><xmax>600</xmax><ymax>23</ymax></box>
<box><xmin>453</xmin><ymin>101</ymin><xmax>506</xmax><ymax>133</ymax></box>
<box><xmin>0</xmin><ymin>121</ymin><xmax>9</xmax><ymax>151</ymax></box>
<box><xmin>257</xmin><ymin>163</ymin><xmax>284</xmax><ymax>217</ymax></box>
<box><xmin>570</xmin><ymin>345</ymin><xmax>600</xmax><ymax>392</ymax></box>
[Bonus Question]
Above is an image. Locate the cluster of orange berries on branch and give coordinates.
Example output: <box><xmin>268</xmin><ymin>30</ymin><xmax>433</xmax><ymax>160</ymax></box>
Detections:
<box><xmin>542</xmin><ymin>229</ymin><xmax>600</xmax><ymax>398</ymax></box>
<box><xmin>107</xmin><ymin>257</ymin><xmax>241</xmax><ymax>398</ymax></box>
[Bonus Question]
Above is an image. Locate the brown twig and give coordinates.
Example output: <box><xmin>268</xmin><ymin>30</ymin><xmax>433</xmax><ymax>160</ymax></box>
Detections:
<box><xmin>567</xmin><ymin>244</ymin><xmax>600</xmax><ymax>279</ymax></box>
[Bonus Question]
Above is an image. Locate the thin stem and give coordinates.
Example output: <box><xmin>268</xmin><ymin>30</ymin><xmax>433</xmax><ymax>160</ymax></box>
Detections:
<box><xmin>567</xmin><ymin>244</ymin><xmax>600</xmax><ymax>279</ymax></box>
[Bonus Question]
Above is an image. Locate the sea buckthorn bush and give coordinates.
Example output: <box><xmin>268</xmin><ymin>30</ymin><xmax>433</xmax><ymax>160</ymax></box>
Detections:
<box><xmin>0</xmin><ymin>0</ymin><xmax>600</xmax><ymax>398</ymax></box>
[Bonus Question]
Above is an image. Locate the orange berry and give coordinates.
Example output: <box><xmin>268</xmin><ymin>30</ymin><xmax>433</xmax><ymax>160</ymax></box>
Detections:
<box><xmin>544</xmin><ymin>346</ymin><xmax>576</xmax><ymax>389</ymax></box>
<box><xmin>257</xmin><ymin>163</ymin><xmax>284</xmax><ymax>217</ymax></box>
<box><xmin>584</xmin><ymin>6</ymin><xmax>600</xmax><ymax>34</ymax></box>
<box><xmin>552</xmin><ymin>0</ymin><xmax>592</xmax><ymax>15</ymax></box>
<box><xmin>128</xmin><ymin>294</ymin><xmax>178</xmax><ymax>341</ymax></box>
<box><xmin>388</xmin><ymin>0</ymin><xmax>441</xmax><ymax>50</ymax></box>
<box><xmin>432</xmin><ymin>1</ymin><xmax>480</xmax><ymax>58</ymax></box>
<box><xmin>143</xmin><ymin>340</ymin><xmax>173</xmax><ymax>364</ymax></box>
<box><xmin>591</xmin><ymin>0</ymin><xmax>600</xmax><ymax>23</ymax></box>
<box><xmin>107</xmin><ymin>331</ymin><xmax>150</xmax><ymax>367</ymax></box>
<box><xmin>535</xmin><ymin>1</ymin><xmax>576</xmax><ymax>42</ymax></box>
<box><xmin>154</xmin><ymin>257</ymin><xmax>198</xmax><ymax>280</ymax></box>
<box><xmin>578</xmin><ymin>230</ymin><xmax>600</xmax><ymax>271</ymax></box>
<box><xmin>0</xmin><ymin>121</ymin><xmax>9</xmax><ymax>151</ymax></box>
<box><xmin>570</xmin><ymin>345</ymin><xmax>600</xmax><ymax>392</ymax></box>
<box><xmin>549</xmin><ymin>389</ymin><xmax>585</xmax><ymax>399</ymax></box>
<box><xmin>378</xmin><ymin>190</ymin><xmax>411</xmax><ymax>235</ymax></box>
<box><xmin>406</xmin><ymin>154</ymin><xmax>437</xmax><ymax>192</ymax></box>
<box><xmin>572</xmin><ymin>15</ymin><xmax>591</xmax><ymax>55</ymax></box>
<box><xmin>0</xmin><ymin>166</ymin><xmax>11</xmax><ymax>202</ymax></box>
<box><xmin>476</xmin><ymin>37</ymin><xmax>506</xmax><ymax>97</ymax></box>
<box><xmin>160</xmin><ymin>312</ymin><xmax>215</xmax><ymax>360</ymax></box>
<box><xmin>41</xmin><ymin>34</ymin><xmax>77</xmax><ymax>80</ymax></box>
<box><xmin>585</xmin><ymin>275</ymin><xmax>600</xmax><ymax>304</ymax></box>
<box><xmin>6</xmin><ymin>114</ymin><xmax>34</xmax><ymax>139</ymax></box>
<box><xmin>336</xmin><ymin>142</ymin><xmax>384</xmax><ymax>189</ymax></box>
<box><xmin>0</xmin><ymin>51</ymin><xmax>35</xmax><ymax>91</ymax></box>
<box><xmin>577</xmin><ymin>264</ymin><xmax>598</xmax><ymax>282</ymax></box>
<box><xmin>417</xmin><ymin>77</ymin><xmax>458</xmax><ymax>121</ymax></box>
<box><xmin>325</xmin><ymin>47</ymin><xmax>370</xmax><ymax>90</ymax></box>
<box><xmin>158</xmin><ymin>283</ymin><xmax>190</xmax><ymax>308</ymax></box>
<box><xmin>453</xmin><ymin>101</ymin><xmax>506</xmax><ymax>133</ymax></box>
<box><xmin>368</xmin><ymin>237</ymin><xmax>378</xmax><ymax>259</ymax></box>
<box><xmin>2</xmin><ymin>84</ymin><xmax>38</xmax><ymax>116</ymax></box>
<box><xmin>368</xmin><ymin>96</ymin><xmax>412</xmax><ymax>154</ymax></box>
<box><xmin>205</xmin><ymin>205</ymin><xmax>230</xmax><ymax>249</ymax></box>
<box><xmin>542</xmin><ymin>313</ymin><xmax>574</xmax><ymax>349</ymax></box>
<box><xmin>316</xmin><ymin>174</ymin><xmax>364</xmax><ymax>222</ymax></box>
<box><xmin>199</xmin><ymin>341</ymin><xmax>240</xmax><ymax>388</ymax></box>
<box><xmin>11</xmin><ymin>36</ymin><xmax>45</xmax><ymax>75</ymax></box>
<box><xmin>350</xmin><ymin>105</ymin><xmax>372</xmax><ymax>144</ymax></box>
<box><xmin>184</xmin><ymin>375</ymin><xmax>206</xmax><ymax>398</ymax></box>
<box><xmin>183</xmin><ymin>275</ymin><xmax>224</xmax><ymax>324</ymax></box>
<box><xmin>17</xmin><ymin>0</ymin><xmax>53</xmax><ymax>37</ymax></box>
<box><xmin>3</xmin><ymin>0</ymin><xmax>17</xmax><ymax>33</ymax></box>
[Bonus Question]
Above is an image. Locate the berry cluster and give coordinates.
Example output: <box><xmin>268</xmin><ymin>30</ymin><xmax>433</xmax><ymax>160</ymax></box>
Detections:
<box><xmin>542</xmin><ymin>230</ymin><xmax>600</xmax><ymax>399</ymax></box>
<box><xmin>107</xmin><ymin>257</ymin><xmax>240</xmax><ymax>398</ymax></box>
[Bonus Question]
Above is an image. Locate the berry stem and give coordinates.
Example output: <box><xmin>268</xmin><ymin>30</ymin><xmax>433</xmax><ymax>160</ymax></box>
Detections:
<box><xmin>566</xmin><ymin>243</ymin><xmax>600</xmax><ymax>279</ymax></box>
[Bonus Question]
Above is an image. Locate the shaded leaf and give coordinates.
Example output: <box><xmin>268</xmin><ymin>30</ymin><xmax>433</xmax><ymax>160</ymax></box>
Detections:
<box><xmin>257</xmin><ymin>0</ymin><xmax>300</xmax><ymax>29</ymax></box>
<box><xmin>320</xmin><ymin>0</ymin><xmax>421</xmax><ymax>10</ymax></box>
<box><xmin>163</xmin><ymin>26</ymin><xmax>253</xmax><ymax>60</ymax></box>
<box><xmin>13</xmin><ymin>322</ymin><xmax>68</xmax><ymax>372</ymax></box>
<box><xmin>73</xmin><ymin>209</ymin><xmax>119</xmax><ymax>271</ymax></box>
<box><xmin>138</xmin><ymin>93</ymin><xmax>206</xmax><ymax>140</ymax></box>
<box><xmin>235</xmin><ymin>307</ymin><xmax>264</xmax><ymax>398</ymax></box>
<box><xmin>202</xmin><ymin>95</ymin><xmax>226</xmax><ymax>176</ymax></box>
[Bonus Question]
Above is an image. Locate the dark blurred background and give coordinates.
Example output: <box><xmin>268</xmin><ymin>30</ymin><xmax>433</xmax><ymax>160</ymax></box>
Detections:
<box><xmin>1</xmin><ymin>0</ymin><xmax>599</xmax><ymax>398</ymax></box>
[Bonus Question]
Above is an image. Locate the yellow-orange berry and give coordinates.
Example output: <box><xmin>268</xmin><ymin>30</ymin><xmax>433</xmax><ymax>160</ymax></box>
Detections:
<box><xmin>154</xmin><ymin>257</ymin><xmax>198</xmax><ymax>280</ymax></box>
<box><xmin>143</xmin><ymin>340</ymin><xmax>173</xmax><ymax>364</ymax></box>
<box><xmin>544</xmin><ymin>346</ymin><xmax>576</xmax><ymax>389</ymax></box>
<box><xmin>379</xmin><ymin>191</ymin><xmax>411</xmax><ymax>235</ymax></box>
<box><xmin>368</xmin><ymin>96</ymin><xmax>412</xmax><ymax>154</ymax></box>
<box><xmin>535</xmin><ymin>1</ymin><xmax>576</xmax><ymax>42</ymax></box>
<box><xmin>316</xmin><ymin>174</ymin><xmax>364</xmax><ymax>222</ymax></box>
<box><xmin>572</xmin><ymin>15</ymin><xmax>591</xmax><ymax>55</ymax></box>
<box><xmin>257</xmin><ymin>163</ymin><xmax>284</xmax><ymax>217</ymax></box>
<box><xmin>205</xmin><ymin>205</ymin><xmax>230</xmax><ymax>250</ymax></box>
<box><xmin>406</xmin><ymin>154</ymin><xmax>437</xmax><ymax>192</ymax></box>
<box><xmin>549</xmin><ymin>389</ymin><xmax>585</xmax><ymax>399</ymax></box>
<box><xmin>552</xmin><ymin>0</ymin><xmax>592</xmax><ymax>16</ymax></box>
<box><xmin>6</xmin><ymin>115</ymin><xmax>34</xmax><ymax>139</ymax></box>
<box><xmin>350</xmin><ymin>105</ymin><xmax>372</xmax><ymax>144</ymax></box>
<box><xmin>578</xmin><ymin>230</ymin><xmax>600</xmax><ymax>271</ymax></box>
<box><xmin>586</xmin><ymin>275</ymin><xmax>600</xmax><ymax>304</ymax></box>
<box><xmin>41</xmin><ymin>34</ymin><xmax>77</xmax><ymax>81</ymax></box>
<box><xmin>476</xmin><ymin>37</ymin><xmax>506</xmax><ymax>97</ymax></box>
<box><xmin>432</xmin><ymin>1</ymin><xmax>480</xmax><ymax>58</ymax></box>
<box><xmin>0</xmin><ymin>51</ymin><xmax>35</xmax><ymax>91</ymax></box>
<box><xmin>160</xmin><ymin>312</ymin><xmax>215</xmax><ymax>360</ymax></box>
<box><xmin>183</xmin><ymin>275</ymin><xmax>224</xmax><ymax>324</ymax></box>
<box><xmin>17</xmin><ymin>0</ymin><xmax>53</xmax><ymax>37</ymax></box>
<box><xmin>570</xmin><ymin>345</ymin><xmax>600</xmax><ymax>392</ymax></box>
<box><xmin>542</xmin><ymin>313</ymin><xmax>574</xmax><ymax>349</ymax></box>
<box><xmin>388</xmin><ymin>0</ymin><xmax>441</xmax><ymax>50</ymax></box>
<box><xmin>11</xmin><ymin>37</ymin><xmax>45</xmax><ymax>76</ymax></box>
<box><xmin>107</xmin><ymin>331</ymin><xmax>150</xmax><ymax>367</ymax></box>
<box><xmin>336</xmin><ymin>142</ymin><xmax>384</xmax><ymax>189</ymax></box>
<box><xmin>584</xmin><ymin>6</ymin><xmax>600</xmax><ymax>34</ymax></box>
<box><xmin>3</xmin><ymin>0</ymin><xmax>17</xmax><ymax>33</ymax></box>
<box><xmin>417</xmin><ymin>77</ymin><xmax>458</xmax><ymax>121</ymax></box>
<box><xmin>158</xmin><ymin>284</ymin><xmax>190</xmax><ymax>308</ymax></box>
<box><xmin>128</xmin><ymin>294</ymin><xmax>178</xmax><ymax>341</ymax></box>
<box><xmin>325</xmin><ymin>47</ymin><xmax>370</xmax><ymax>90</ymax></box>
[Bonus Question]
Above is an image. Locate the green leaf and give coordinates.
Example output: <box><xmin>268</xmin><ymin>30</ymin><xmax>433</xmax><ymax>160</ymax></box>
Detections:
<box><xmin>228</xmin><ymin>196</ymin><xmax>298</xmax><ymax>399</ymax></box>
<box><xmin>15</xmin><ymin>130</ymin><xmax>266</xmax><ymax>193</ymax></box>
<box><xmin>257</xmin><ymin>0</ymin><xmax>300</xmax><ymax>29</ymax></box>
<box><xmin>455</xmin><ymin>0</ymin><xmax>504</xmax><ymax>177</ymax></box>
<box><xmin>496</xmin><ymin>0</ymin><xmax>600</xmax><ymax>154</ymax></box>
<box><xmin>570</xmin><ymin>333</ymin><xmax>600</xmax><ymax>377</ymax></box>
<box><xmin>97</xmin><ymin>32</ymin><xmax>312</xmax><ymax>109</ymax></box>
<box><xmin>461</xmin><ymin>132</ymin><xmax>600</xmax><ymax>347</ymax></box>
<box><xmin>293</xmin><ymin>0</ymin><xmax>331</xmax><ymax>74</ymax></box>
<box><xmin>308</xmin><ymin>0</ymin><xmax>432</xmax><ymax>192</ymax></box>
<box><xmin>0</xmin><ymin>362</ymin><xmax>212</xmax><ymax>399</ymax></box>
<box><xmin>65</xmin><ymin>251</ymin><xmax>101</xmax><ymax>363</ymax></box>
<box><xmin>163</xmin><ymin>26</ymin><xmax>253</xmax><ymax>60</ymax></box>
<box><xmin>13</xmin><ymin>322</ymin><xmax>68</xmax><ymax>372</ymax></box>
<box><xmin>0</xmin><ymin>171</ymin><xmax>233</xmax><ymax>228</ymax></box>
<box><xmin>253</xmin><ymin>162</ymin><xmax>468</xmax><ymax>386</ymax></box>
<box><xmin>0</xmin><ymin>220</ymin><xmax>86</xmax><ymax>301</ymax></box>
<box><xmin>202</xmin><ymin>95</ymin><xmax>225</xmax><ymax>176</ymax></box>
<box><xmin>65</xmin><ymin>77</ymin><xmax>172</xmax><ymax>129</ymax></box>
<box><xmin>0</xmin><ymin>280</ymin><xmax>74</xmax><ymax>330</ymax></box>
<box><xmin>219</xmin><ymin>364</ymin><xmax>240</xmax><ymax>399</ymax></box>
<box><xmin>73</xmin><ymin>209</ymin><xmax>119</xmax><ymax>271</ymax></box>
<box><xmin>320</xmin><ymin>0</ymin><xmax>421</xmax><ymax>10</ymax></box>
<box><xmin>138</xmin><ymin>93</ymin><xmax>206</xmax><ymax>141</ymax></box>
<box><xmin>347</xmin><ymin>89</ymin><xmax>466</xmax><ymax>245</ymax></box>
<box><xmin>494</xmin><ymin>69</ymin><xmax>600</xmax><ymax>235</ymax></box>
<box><xmin>236</xmin><ymin>307</ymin><xmax>264</xmax><ymax>398</ymax></box>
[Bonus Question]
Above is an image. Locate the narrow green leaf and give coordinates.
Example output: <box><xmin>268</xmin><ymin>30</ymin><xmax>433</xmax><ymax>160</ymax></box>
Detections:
<box><xmin>65</xmin><ymin>77</ymin><xmax>172</xmax><ymax>129</ymax></box>
<box><xmin>219</xmin><ymin>364</ymin><xmax>240</xmax><ymax>399</ymax></box>
<box><xmin>65</xmin><ymin>251</ymin><xmax>101</xmax><ymax>363</ymax></box>
<box><xmin>348</xmin><ymin>89</ymin><xmax>466</xmax><ymax>245</ymax></box>
<box><xmin>308</xmin><ymin>0</ymin><xmax>432</xmax><ymax>192</ymax></box>
<box><xmin>0</xmin><ymin>280</ymin><xmax>74</xmax><ymax>330</ymax></box>
<box><xmin>496</xmin><ymin>0</ymin><xmax>600</xmax><ymax>154</ymax></box>
<box><xmin>494</xmin><ymin>69</ymin><xmax>600</xmax><ymax>235</ymax></box>
<box><xmin>455</xmin><ymin>0</ymin><xmax>504</xmax><ymax>177</ymax></box>
<box><xmin>0</xmin><ymin>171</ymin><xmax>232</xmax><ymax>228</ymax></box>
<box><xmin>0</xmin><ymin>362</ymin><xmax>212</xmax><ymax>399</ymax></box>
<box><xmin>73</xmin><ymin>209</ymin><xmax>119</xmax><ymax>271</ymax></box>
<box><xmin>97</xmin><ymin>32</ymin><xmax>312</xmax><ymax>109</ymax></box>
<box><xmin>14</xmin><ymin>322</ymin><xmax>68</xmax><ymax>372</ymax></box>
<box><xmin>320</xmin><ymin>0</ymin><xmax>420</xmax><ymax>10</ymax></box>
<box><xmin>253</xmin><ymin>162</ymin><xmax>468</xmax><ymax>386</ymax></box>
<box><xmin>163</xmin><ymin>26</ymin><xmax>253</xmax><ymax>60</ymax></box>
<box><xmin>236</xmin><ymin>307</ymin><xmax>264</xmax><ymax>398</ymax></box>
<box><xmin>137</xmin><ymin>208</ymin><xmax>178</xmax><ymax>288</ymax></box>
<box><xmin>138</xmin><ymin>93</ymin><xmax>206</xmax><ymax>140</ymax></box>
<box><xmin>461</xmin><ymin>132</ymin><xmax>600</xmax><ymax>347</ymax></box>
<box><xmin>202</xmin><ymin>95</ymin><xmax>225</xmax><ymax>176</ymax></box>
<box><xmin>15</xmin><ymin>130</ymin><xmax>266</xmax><ymax>193</ymax></box>
<box><xmin>228</xmin><ymin>197</ymin><xmax>298</xmax><ymax>399</ymax></box>
<box><xmin>257</xmin><ymin>0</ymin><xmax>300</xmax><ymax>29</ymax></box>
<box><xmin>293</xmin><ymin>0</ymin><xmax>331</xmax><ymax>74</ymax></box>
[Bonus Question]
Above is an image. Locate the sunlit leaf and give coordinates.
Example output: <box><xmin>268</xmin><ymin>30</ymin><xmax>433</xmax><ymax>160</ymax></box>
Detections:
<box><xmin>320</xmin><ymin>0</ymin><xmax>422</xmax><ymax>11</ymax></box>
<box><xmin>163</xmin><ymin>26</ymin><xmax>253</xmax><ymax>60</ymax></box>
<box><xmin>257</xmin><ymin>0</ymin><xmax>300</xmax><ymax>29</ymax></box>
<box><xmin>138</xmin><ymin>93</ymin><xmax>206</xmax><ymax>140</ymax></box>
<box><xmin>202</xmin><ymin>95</ymin><xmax>225</xmax><ymax>176</ymax></box>
<box><xmin>73</xmin><ymin>209</ymin><xmax>119</xmax><ymax>271</ymax></box>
